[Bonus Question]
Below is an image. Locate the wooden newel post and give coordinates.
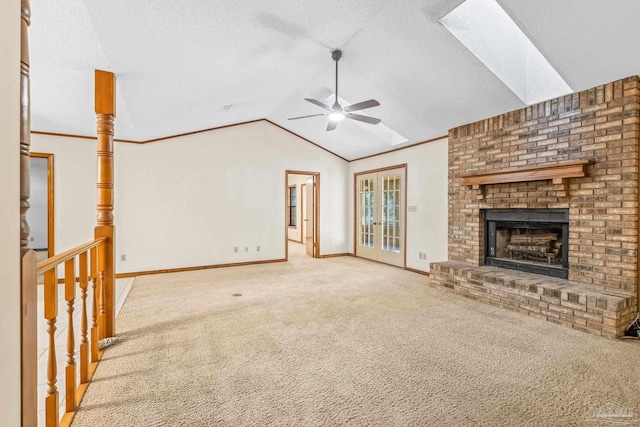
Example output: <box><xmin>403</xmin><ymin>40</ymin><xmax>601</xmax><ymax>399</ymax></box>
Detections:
<box><xmin>94</xmin><ymin>70</ymin><xmax>116</xmax><ymax>338</ymax></box>
<box><xmin>19</xmin><ymin>0</ymin><xmax>31</xmax><ymax>254</ymax></box>
<box><xmin>20</xmin><ymin>0</ymin><xmax>38</xmax><ymax>425</ymax></box>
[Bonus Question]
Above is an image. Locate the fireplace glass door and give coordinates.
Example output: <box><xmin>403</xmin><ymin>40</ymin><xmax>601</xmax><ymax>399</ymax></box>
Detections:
<box><xmin>485</xmin><ymin>209</ymin><xmax>569</xmax><ymax>278</ymax></box>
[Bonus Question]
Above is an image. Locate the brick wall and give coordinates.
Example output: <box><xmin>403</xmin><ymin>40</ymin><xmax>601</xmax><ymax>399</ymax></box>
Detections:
<box><xmin>448</xmin><ymin>76</ymin><xmax>640</xmax><ymax>297</ymax></box>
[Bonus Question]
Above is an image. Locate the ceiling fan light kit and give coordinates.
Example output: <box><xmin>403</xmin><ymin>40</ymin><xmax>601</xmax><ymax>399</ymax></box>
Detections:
<box><xmin>288</xmin><ymin>49</ymin><xmax>381</xmax><ymax>131</ymax></box>
<box><xmin>329</xmin><ymin>111</ymin><xmax>345</xmax><ymax>122</ymax></box>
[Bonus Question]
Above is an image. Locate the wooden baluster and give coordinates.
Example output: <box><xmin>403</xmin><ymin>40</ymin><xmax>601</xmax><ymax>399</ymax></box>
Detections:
<box><xmin>90</xmin><ymin>246</ymin><xmax>99</xmax><ymax>362</ymax></box>
<box><xmin>95</xmin><ymin>70</ymin><xmax>116</xmax><ymax>338</ymax></box>
<box><xmin>97</xmin><ymin>237</ymin><xmax>106</xmax><ymax>339</ymax></box>
<box><xmin>20</xmin><ymin>0</ymin><xmax>38</xmax><ymax>425</ymax></box>
<box><xmin>79</xmin><ymin>251</ymin><xmax>89</xmax><ymax>384</ymax></box>
<box><xmin>64</xmin><ymin>258</ymin><xmax>76</xmax><ymax>414</ymax></box>
<box><xmin>44</xmin><ymin>269</ymin><xmax>59</xmax><ymax>427</ymax></box>
<box><xmin>98</xmin><ymin>270</ymin><xmax>106</xmax><ymax>339</ymax></box>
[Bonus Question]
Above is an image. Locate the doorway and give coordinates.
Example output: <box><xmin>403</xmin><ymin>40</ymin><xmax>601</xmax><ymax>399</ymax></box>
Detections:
<box><xmin>28</xmin><ymin>152</ymin><xmax>54</xmax><ymax>259</ymax></box>
<box><xmin>286</xmin><ymin>171</ymin><xmax>320</xmax><ymax>258</ymax></box>
<box><xmin>354</xmin><ymin>165</ymin><xmax>406</xmax><ymax>267</ymax></box>
<box><xmin>300</xmin><ymin>183</ymin><xmax>307</xmax><ymax>244</ymax></box>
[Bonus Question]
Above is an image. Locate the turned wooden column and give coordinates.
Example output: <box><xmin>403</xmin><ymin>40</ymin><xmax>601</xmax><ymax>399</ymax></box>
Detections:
<box><xmin>94</xmin><ymin>70</ymin><xmax>116</xmax><ymax>338</ymax></box>
<box><xmin>19</xmin><ymin>1</ymin><xmax>31</xmax><ymax>253</ymax></box>
<box><xmin>20</xmin><ymin>0</ymin><xmax>38</xmax><ymax>425</ymax></box>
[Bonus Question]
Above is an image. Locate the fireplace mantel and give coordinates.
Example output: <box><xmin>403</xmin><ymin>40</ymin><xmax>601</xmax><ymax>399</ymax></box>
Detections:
<box><xmin>461</xmin><ymin>160</ymin><xmax>593</xmax><ymax>186</ymax></box>
<box><xmin>460</xmin><ymin>160</ymin><xmax>594</xmax><ymax>198</ymax></box>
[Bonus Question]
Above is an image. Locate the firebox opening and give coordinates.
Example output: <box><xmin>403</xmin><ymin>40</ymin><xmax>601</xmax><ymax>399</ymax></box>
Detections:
<box><xmin>495</xmin><ymin>221</ymin><xmax>564</xmax><ymax>265</ymax></box>
<box><xmin>485</xmin><ymin>209</ymin><xmax>569</xmax><ymax>279</ymax></box>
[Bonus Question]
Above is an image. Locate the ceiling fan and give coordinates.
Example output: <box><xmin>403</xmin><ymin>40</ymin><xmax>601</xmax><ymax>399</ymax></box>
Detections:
<box><xmin>288</xmin><ymin>49</ymin><xmax>381</xmax><ymax>131</ymax></box>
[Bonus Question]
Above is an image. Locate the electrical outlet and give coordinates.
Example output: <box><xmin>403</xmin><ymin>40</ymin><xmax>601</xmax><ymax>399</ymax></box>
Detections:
<box><xmin>419</xmin><ymin>252</ymin><xmax>423</xmax><ymax>259</ymax></box>
<box><xmin>121</xmin><ymin>254</ymin><xmax>126</xmax><ymax>261</ymax></box>
<box><xmin>256</xmin><ymin>246</ymin><xmax>260</xmax><ymax>252</ymax></box>
<box><xmin>245</xmin><ymin>247</ymin><xmax>249</xmax><ymax>252</ymax></box>
<box><xmin>30</xmin><ymin>237</ymin><xmax>34</xmax><ymax>242</ymax></box>
<box><xmin>233</xmin><ymin>247</ymin><xmax>238</xmax><ymax>253</ymax></box>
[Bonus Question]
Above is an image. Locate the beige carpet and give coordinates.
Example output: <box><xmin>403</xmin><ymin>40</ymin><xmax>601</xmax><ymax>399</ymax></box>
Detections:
<box><xmin>71</xmin><ymin>243</ymin><xmax>640</xmax><ymax>427</ymax></box>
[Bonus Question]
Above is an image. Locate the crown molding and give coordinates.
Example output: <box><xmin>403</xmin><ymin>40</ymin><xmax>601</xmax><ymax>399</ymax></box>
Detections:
<box><xmin>32</xmin><ymin>120</ymin><xmax>447</xmax><ymax>163</ymax></box>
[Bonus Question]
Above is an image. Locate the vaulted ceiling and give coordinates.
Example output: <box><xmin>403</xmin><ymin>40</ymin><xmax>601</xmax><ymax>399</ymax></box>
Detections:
<box><xmin>29</xmin><ymin>0</ymin><xmax>640</xmax><ymax>160</ymax></box>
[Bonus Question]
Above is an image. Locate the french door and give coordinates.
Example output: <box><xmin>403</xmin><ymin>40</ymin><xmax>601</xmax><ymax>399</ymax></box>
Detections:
<box><xmin>356</xmin><ymin>166</ymin><xmax>405</xmax><ymax>267</ymax></box>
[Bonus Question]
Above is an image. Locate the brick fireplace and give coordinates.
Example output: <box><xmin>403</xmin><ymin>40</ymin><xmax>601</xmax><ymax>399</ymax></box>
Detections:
<box><xmin>429</xmin><ymin>76</ymin><xmax>640</xmax><ymax>338</ymax></box>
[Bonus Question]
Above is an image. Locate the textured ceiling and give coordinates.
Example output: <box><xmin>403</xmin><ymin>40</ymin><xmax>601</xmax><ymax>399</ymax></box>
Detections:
<box><xmin>29</xmin><ymin>0</ymin><xmax>640</xmax><ymax>160</ymax></box>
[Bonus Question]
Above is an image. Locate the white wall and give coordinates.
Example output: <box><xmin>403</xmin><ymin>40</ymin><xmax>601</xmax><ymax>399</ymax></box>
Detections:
<box><xmin>27</xmin><ymin>156</ymin><xmax>49</xmax><ymax>249</ymax></box>
<box><xmin>0</xmin><ymin>0</ymin><xmax>22</xmax><ymax>422</ymax></box>
<box><xmin>286</xmin><ymin>174</ymin><xmax>311</xmax><ymax>243</ymax></box>
<box><xmin>30</xmin><ymin>122</ymin><xmax>349</xmax><ymax>274</ymax></box>
<box><xmin>348</xmin><ymin>139</ymin><xmax>449</xmax><ymax>272</ymax></box>
<box><xmin>31</xmin><ymin>135</ymin><xmax>97</xmax><ymax>253</ymax></box>
<box><xmin>115</xmin><ymin>121</ymin><xmax>348</xmax><ymax>273</ymax></box>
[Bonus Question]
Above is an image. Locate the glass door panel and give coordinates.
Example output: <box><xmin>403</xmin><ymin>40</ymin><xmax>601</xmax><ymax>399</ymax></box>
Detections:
<box><xmin>359</xmin><ymin>178</ymin><xmax>374</xmax><ymax>248</ymax></box>
<box><xmin>356</xmin><ymin>172</ymin><xmax>378</xmax><ymax>260</ymax></box>
<box><xmin>381</xmin><ymin>175</ymin><xmax>401</xmax><ymax>253</ymax></box>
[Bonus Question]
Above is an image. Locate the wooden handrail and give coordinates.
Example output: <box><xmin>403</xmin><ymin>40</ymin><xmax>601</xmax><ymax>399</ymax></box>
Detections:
<box><xmin>37</xmin><ymin>237</ymin><xmax>107</xmax><ymax>274</ymax></box>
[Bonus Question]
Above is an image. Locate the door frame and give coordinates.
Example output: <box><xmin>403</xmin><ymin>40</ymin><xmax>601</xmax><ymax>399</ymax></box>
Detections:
<box><xmin>353</xmin><ymin>164</ymin><xmax>408</xmax><ymax>268</ymax></box>
<box><xmin>29</xmin><ymin>152</ymin><xmax>55</xmax><ymax>257</ymax></box>
<box><xmin>285</xmin><ymin>170</ymin><xmax>320</xmax><ymax>259</ymax></box>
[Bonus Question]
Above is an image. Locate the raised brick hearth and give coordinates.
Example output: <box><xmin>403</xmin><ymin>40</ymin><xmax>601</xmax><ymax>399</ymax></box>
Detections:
<box><xmin>430</xmin><ymin>262</ymin><xmax>634</xmax><ymax>338</ymax></box>
<box><xmin>430</xmin><ymin>76</ymin><xmax>640</xmax><ymax>337</ymax></box>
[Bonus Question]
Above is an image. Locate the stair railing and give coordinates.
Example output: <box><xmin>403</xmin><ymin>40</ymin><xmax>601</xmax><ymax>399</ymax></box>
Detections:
<box><xmin>37</xmin><ymin>237</ymin><xmax>107</xmax><ymax>427</ymax></box>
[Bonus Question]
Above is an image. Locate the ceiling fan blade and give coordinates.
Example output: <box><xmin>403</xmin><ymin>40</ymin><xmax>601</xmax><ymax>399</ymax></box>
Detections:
<box><xmin>346</xmin><ymin>113</ymin><xmax>381</xmax><ymax>125</ymax></box>
<box><xmin>343</xmin><ymin>99</ymin><xmax>380</xmax><ymax>113</ymax></box>
<box><xmin>288</xmin><ymin>113</ymin><xmax>327</xmax><ymax>120</ymax></box>
<box><xmin>326</xmin><ymin>120</ymin><xmax>338</xmax><ymax>131</ymax></box>
<box><xmin>305</xmin><ymin>98</ymin><xmax>332</xmax><ymax>111</ymax></box>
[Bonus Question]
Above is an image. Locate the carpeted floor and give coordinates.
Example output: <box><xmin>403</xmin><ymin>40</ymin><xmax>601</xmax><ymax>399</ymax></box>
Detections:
<box><xmin>71</xmin><ymin>243</ymin><xmax>640</xmax><ymax>427</ymax></box>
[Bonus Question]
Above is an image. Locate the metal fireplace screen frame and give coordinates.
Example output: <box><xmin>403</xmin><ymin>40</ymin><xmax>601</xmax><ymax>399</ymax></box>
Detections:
<box><xmin>484</xmin><ymin>209</ymin><xmax>569</xmax><ymax>279</ymax></box>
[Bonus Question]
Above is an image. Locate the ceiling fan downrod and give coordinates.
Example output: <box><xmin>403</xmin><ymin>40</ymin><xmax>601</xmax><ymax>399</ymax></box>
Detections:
<box><xmin>332</xmin><ymin>49</ymin><xmax>342</xmax><ymax>107</ymax></box>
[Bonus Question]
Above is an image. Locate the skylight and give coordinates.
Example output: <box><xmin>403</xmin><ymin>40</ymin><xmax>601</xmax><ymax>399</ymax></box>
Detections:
<box><xmin>324</xmin><ymin>94</ymin><xmax>408</xmax><ymax>146</ymax></box>
<box><xmin>440</xmin><ymin>0</ymin><xmax>572</xmax><ymax>105</ymax></box>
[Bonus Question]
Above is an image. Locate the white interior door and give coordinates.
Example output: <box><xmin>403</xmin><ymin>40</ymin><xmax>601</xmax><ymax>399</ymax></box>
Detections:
<box><xmin>305</xmin><ymin>177</ymin><xmax>315</xmax><ymax>257</ymax></box>
<box><xmin>356</xmin><ymin>167</ymin><xmax>405</xmax><ymax>267</ymax></box>
<box><xmin>301</xmin><ymin>183</ymin><xmax>307</xmax><ymax>244</ymax></box>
